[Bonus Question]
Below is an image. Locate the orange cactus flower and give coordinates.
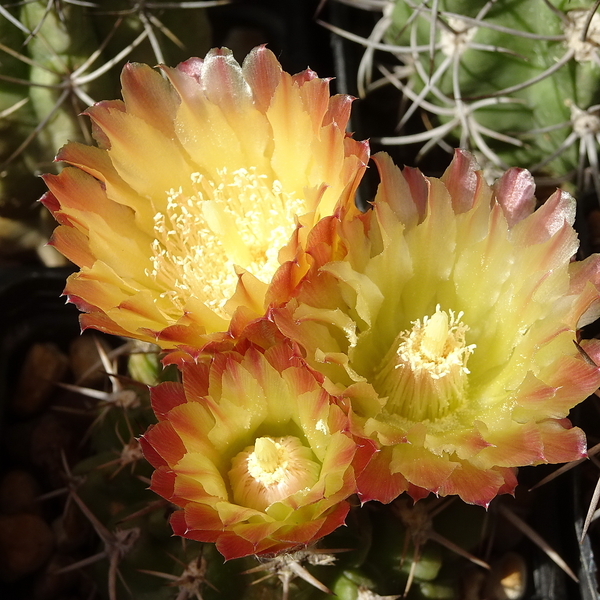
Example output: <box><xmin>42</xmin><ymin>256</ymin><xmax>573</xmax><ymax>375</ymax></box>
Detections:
<box><xmin>42</xmin><ymin>46</ymin><xmax>368</xmax><ymax>349</ymax></box>
<box><xmin>275</xmin><ymin>150</ymin><xmax>600</xmax><ymax>507</ymax></box>
<box><xmin>140</xmin><ymin>337</ymin><xmax>362</xmax><ymax>560</ymax></box>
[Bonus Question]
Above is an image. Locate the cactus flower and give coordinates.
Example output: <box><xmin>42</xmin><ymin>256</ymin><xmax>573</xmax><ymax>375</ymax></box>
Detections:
<box><xmin>41</xmin><ymin>46</ymin><xmax>368</xmax><ymax>348</ymax></box>
<box><xmin>140</xmin><ymin>337</ymin><xmax>362</xmax><ymax>560</ymax></box>
<box><xmin>275</xmin><ymin>150</ymin><xmax>600</xmax><ymax>507</ymax></box>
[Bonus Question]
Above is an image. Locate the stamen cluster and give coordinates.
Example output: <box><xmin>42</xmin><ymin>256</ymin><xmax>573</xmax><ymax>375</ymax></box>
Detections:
<box><xmin>149</xmin><ymin>167</ymin><xmax>303</xmax><ymax>317</ymax></box>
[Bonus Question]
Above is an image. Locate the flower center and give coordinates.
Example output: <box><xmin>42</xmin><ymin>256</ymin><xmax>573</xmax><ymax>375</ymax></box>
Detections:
<box><xmin>149</xmin><ymin>167</ymin><xmax>305</xmax><ymax>319</ymax></box>
<box><xmin>229</xmin><ymin>436</ymin><xmax>321</xmax><ymax>512</ymax></box>
<box><xmin>375</xmin><ymin>306</ymin><xmax>475</xmax><ymax>422</ymax></box>
<box><xmin>248</xmin><ymin>437</ymin><xmax>290</xmax><ymax>486</ymax></box>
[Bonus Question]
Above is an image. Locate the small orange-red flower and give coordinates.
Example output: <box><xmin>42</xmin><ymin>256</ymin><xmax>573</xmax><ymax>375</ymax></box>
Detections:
<box><xmin>140</xmin><ymin>337</ymin><xmax>361</xmax><ymax>560</ymax></box>
<box><xmin>275</xmin><ymin>150</ymin><xmax>600</xmax><ymax>507</ymax></box>
<box><xmin>42</xmin><ymin>46</ymin><xmax>368</xmax><ymax>348</ymax></box>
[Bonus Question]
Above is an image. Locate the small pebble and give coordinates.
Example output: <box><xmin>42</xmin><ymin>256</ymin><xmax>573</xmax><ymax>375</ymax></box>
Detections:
<box><xmin>0</xmin><ymin>470</ymin><xmax>40</xmax><ymax>515</ymax></box>
<box><xmin>12</xmin><ymin>343</ymin><xmax>69</xmax><ymax>417</ymax></box>
<box><xmin>0</xmin><ymin>513</ymin><xmax>54</xmax><ymax>582</ymax></box>
<box><xmin>69</xmin><ymin>334</ymin><xmax>111</xmax><ymax>386</ymax></box>
<box><xmin>30</xmin><ymin>413</ymin><xmax>73</xmax><ymax>488</ymax></box>
<box><xmin>485</xmin><ymin>552</ymin><xmax>527</xmax><ymax>600</ymax></box>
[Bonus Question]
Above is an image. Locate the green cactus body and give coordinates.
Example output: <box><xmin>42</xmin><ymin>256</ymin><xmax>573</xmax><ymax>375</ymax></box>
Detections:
<box><xmin>379</xmin><ymin>0</ymin><xmax>600</xmax><ymax>189</ymax></box>
<box><xmin>0</xmin><ymin>8</ymin><xmax>46</xmax><ymax>219</ymax></box>
<box><xmin>19</xmin><ymin>1</ymin><xmax>109</xmax><ymax>163</ymax></box>
<box><xmin>0</xmin><ymin>0</ymin><xmax>211</xmax><ymax>252</ymax></box>
<box><xmin>127</xmin><ymin>342</ymin><xmax>162</xmax><ymax>386</ymax></box>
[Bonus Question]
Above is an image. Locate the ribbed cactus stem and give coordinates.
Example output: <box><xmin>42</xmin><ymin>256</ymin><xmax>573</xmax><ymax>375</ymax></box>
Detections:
<box><xmin>331</xmin><ymin>0</ymin><xmax>600</xmax><ymax>195</ymax></box>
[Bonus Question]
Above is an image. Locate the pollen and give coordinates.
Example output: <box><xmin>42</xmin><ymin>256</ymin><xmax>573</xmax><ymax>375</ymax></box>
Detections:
<box><xmin>375</xmin><ymin>306</ymin><xmax>475</xmax><ymax>422</ymax></box>
<box><xmin>148</xmin><ymin>167</ymin><xmax>305</xmax><ymax>319</ymax></box>
<box><xmin>228</xmin><ymin>436</ymin><xmax>321</xmax><ymax>512</ymax></box>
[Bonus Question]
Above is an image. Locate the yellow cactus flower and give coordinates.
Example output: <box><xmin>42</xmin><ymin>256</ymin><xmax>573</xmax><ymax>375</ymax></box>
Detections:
<box><xmin>140</xmin><ymin>333</ymin><xmax>363</xmax><ymax>560</ymax></box>
<box><xmin>275</xmin><ymin>150</ymin><xmax>600</xmax><ymax>507</ymax></box>
<box><xmin>42</xmin><ymin>46</ymin><xmax>368</xmax><ymax>348</ymax></box>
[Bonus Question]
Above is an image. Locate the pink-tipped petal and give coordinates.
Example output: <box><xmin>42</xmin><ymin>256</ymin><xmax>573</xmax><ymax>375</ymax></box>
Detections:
<box><xmin>493</xmin><ymin>167</ymin><xmax>536</xmax><ymax>227</ymax></box>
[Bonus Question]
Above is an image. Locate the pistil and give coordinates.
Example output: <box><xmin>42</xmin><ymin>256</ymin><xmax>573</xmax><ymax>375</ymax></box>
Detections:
<box><xmin>375</xmin><ymin>306</ymin><xmax>475</xmax><ymax>422</ymax></box>
<box><xmin>229</xmin><ymin>436</ymin><xmax>320</xmax><ymax>512</ymax></box>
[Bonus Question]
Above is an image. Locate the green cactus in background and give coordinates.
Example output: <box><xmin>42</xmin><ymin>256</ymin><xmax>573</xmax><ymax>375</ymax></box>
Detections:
<box><xmin>328</xmin><ymin>0</ymin><xmax>600</xmax><ymax>195</ymax></box>
<box><xmin>0</xmin><ymin>0</ymin><xmax>213</xmax><ymax>262</ymax></box>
